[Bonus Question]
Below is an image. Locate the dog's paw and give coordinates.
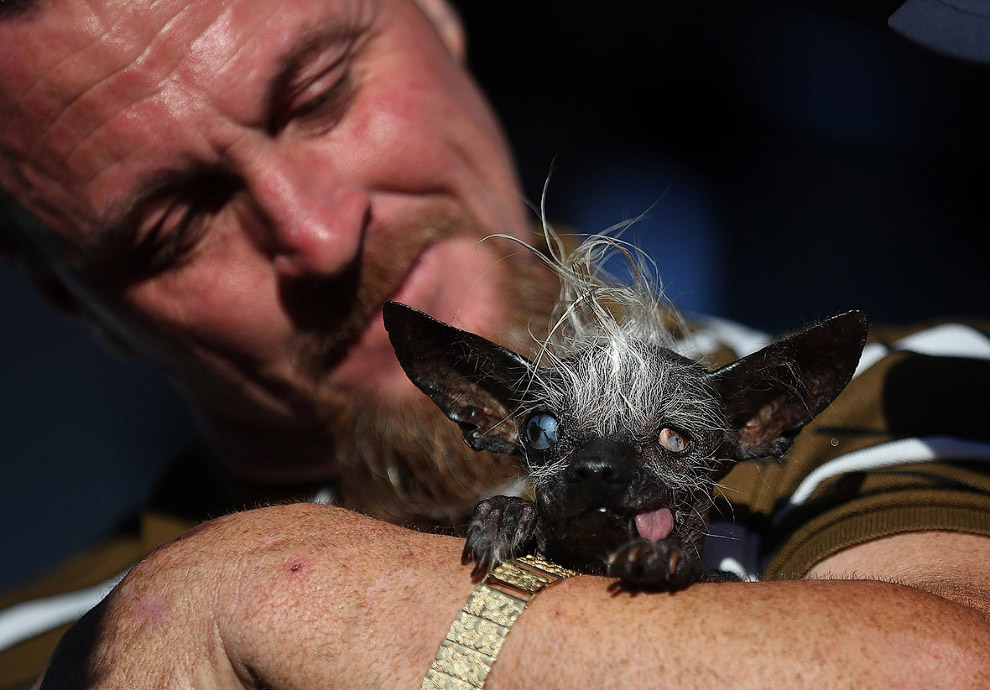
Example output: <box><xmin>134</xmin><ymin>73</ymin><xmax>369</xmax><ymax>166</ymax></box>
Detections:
<box><xmin>462</xmin><ymin>496</ymin><xmax>539</xmax><ymax>579</ymax></box>
<box><xmin>606</xmin><ymin>538</ymin><xmax>698</xmax><ymax>590</ymax></box>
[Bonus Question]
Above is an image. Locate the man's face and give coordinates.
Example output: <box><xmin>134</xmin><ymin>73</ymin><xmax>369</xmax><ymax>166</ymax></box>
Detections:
<box><xmin>1</xmin><ymin>0</ymin><xmax>545</xmax><ymax>483</ymax></box>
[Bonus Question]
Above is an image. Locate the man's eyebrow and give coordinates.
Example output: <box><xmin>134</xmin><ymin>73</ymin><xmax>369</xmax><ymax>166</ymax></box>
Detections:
<box><xmin>96</xmin><ymin>169</ymin><xmax>193</xmax><ymax>259</ymax></box>
<box><xmin>264</xmin><ymin>21</ymin><xmax>363</xmax><ymax>125</ymax></box>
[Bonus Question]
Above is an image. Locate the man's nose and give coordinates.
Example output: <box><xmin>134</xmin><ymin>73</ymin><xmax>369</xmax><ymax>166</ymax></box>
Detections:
<box><xmin>243</xmin><ymin>149</ymin><xmax>370</xmax><ymax>280</ymax></box>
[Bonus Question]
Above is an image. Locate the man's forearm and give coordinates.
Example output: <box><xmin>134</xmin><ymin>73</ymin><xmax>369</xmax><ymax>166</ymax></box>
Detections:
<box><xmin>496</xmin><ymin>574</ymin><xmax>987</xmax><ymax>689</ymax></box>
<box><xmin>38</xmin><ymin>504</ymin><xmax>990</xmax><ymax>689</ymax></box>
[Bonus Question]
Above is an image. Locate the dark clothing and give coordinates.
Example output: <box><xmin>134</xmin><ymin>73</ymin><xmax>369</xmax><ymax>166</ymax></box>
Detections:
<box><xmin>3</xmin><ymin>318</ymin><xmax>989</xmax><ymax>690</ymax></box>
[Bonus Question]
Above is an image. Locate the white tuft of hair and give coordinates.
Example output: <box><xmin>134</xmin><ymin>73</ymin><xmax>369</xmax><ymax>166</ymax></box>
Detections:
<box><xmin>489</xmin><ymin>185</ymin><xmax>686</xmax><ymax>365</ymax></box>
<box><xmin>485</xmin><ymin>200</ymin><xmax>728</xmax><ymax>495</ymax></box>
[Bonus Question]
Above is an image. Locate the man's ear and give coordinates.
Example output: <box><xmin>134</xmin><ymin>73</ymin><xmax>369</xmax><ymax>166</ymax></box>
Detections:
<box><xmin>415</xmin><ymin>0</ymin><xmax>467</xmax><ymax>62</ymax></box>
<box><xmin>709</xmin><ymin>311</ymin><xmax>868</xmax><ymax>460</ymax></box>
<box><xmin>384</xmin><ymin>301</ymin><xmax>531</xmax><ymax>455</ymax></box>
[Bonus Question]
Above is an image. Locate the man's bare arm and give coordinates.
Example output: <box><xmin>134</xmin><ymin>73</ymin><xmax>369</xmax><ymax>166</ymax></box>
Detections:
<box><xmin>499</xmin><ymin>532</ymin><xmax>990</xmax><ymax>689</ymax></box>
<box><xmin>807</xmin><ymin>531</ymin><xmax>990</xmax><ymax>617</ymax></box>
<box><xmin>37</xmin><ymin>504</ymin><xmax>989</xmax><ymax>690</ymax></box>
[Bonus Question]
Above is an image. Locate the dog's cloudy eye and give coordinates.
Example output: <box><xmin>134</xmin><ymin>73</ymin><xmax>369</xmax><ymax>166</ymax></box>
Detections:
<box><xmin>658</xmin><ymin>428</ymin><xmax>689</xmax><ymax>453</ymax></box>
<box><xmin>524</xmin><ymin>413</ymin><xmax>560</xmax><ymax>451</ymax></box>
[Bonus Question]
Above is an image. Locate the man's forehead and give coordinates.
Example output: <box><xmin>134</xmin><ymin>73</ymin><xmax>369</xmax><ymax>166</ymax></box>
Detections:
<box><xmin>0</xmin><ymin>0</ymin><xmax>383</xmax><ymax>239</ymax></box>
<box><xmin>1</xmin><ymin>0</ymin><xmax>375</xmax><ymax>139</ymax></box>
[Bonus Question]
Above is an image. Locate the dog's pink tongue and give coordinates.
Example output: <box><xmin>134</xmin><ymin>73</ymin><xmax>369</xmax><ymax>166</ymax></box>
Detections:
<box><xmin>634</xmin><ymin>507</ymin><xmax>674</xmax><ymax>541</ymax></box>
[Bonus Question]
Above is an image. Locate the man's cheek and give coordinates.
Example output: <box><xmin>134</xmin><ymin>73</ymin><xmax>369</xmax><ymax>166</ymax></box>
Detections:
<box><xmin>124</xmin><ymin>260</ymin><xmax>284</xmax><ymax>359</ymax></box>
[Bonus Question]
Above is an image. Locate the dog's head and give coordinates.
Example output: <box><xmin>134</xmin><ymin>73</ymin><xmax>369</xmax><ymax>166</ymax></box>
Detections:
<box><xmin>384</xmin><ymin>301</ymin><xmax>867</xmax><ymax>566</ymax></box>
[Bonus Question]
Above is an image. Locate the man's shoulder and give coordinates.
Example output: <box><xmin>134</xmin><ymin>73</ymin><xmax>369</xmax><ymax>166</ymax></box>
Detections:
<box><xmin>702</xmin><ymin>316</ymin><xmax>990</xmax><ymax>580</ymax></box>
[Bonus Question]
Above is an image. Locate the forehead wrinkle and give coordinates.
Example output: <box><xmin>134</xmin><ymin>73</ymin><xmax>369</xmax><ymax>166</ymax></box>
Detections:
<box><xmin>63</xmin><ymin>27</ymin><xmax>234</xmax><ymax>184</ymax></box>
<box><xmin>45</xmin><ymin>3</ymin><xmax>209</xmax><ymax>172</ymax></box>
<box><xmin>23</xmin><ymin>3</ymin><xmax>182</xmax><ymax>153</ymax></box>
<box><xmin>179</xmin><ymin>3</ymin><xmax>286</xmax><ymax>122</ymax></box>
<box><xmin>7</xmin><ymin>2</ymin><xmax>108</xmax><ymax>115</ymax></box>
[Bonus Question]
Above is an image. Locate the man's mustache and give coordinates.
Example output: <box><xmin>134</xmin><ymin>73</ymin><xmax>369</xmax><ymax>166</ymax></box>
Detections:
<box><xmin>284</xmin><ymin>218</ymin><xmax>451</xmax><ymax>381</ymax></box>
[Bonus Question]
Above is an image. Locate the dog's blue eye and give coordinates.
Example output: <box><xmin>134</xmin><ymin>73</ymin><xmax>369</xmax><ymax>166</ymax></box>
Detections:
<box><xmin>524</xmin><ymin>413</ymin><xmax>559</xmax><ymax>451</ymax></box>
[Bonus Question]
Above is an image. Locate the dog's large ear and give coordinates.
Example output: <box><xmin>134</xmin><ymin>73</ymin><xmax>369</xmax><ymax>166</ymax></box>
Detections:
<box><xmin>383</xmin><ymin>301</ymin><xmax>534</xmax><ymax>455</ymax></box>
<box><xmin>709</xmin><ymin>311</ymin><xmax>868</xmax><ymax>460</ymax></box>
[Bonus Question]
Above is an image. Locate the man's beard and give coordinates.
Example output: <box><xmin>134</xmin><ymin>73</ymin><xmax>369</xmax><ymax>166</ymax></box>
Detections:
<box><xmin>327</xmin><ymin>391</ymin><xmax>525</xmax><ymax>524</ymax></box>
<box><xmin>287</xmin><ymin>217</ymin><xmax>559</xmax><ymax>524</ymax></box>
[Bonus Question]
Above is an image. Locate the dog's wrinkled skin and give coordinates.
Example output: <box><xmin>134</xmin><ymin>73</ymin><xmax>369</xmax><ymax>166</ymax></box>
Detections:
<box><xmin>384</xmin><ymin>301</ymin><xmax>867</xmax><ymax>589</ymax></box>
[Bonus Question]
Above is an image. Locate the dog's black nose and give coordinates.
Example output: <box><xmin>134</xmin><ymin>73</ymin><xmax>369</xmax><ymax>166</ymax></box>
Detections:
<box><xmin>563</xmin><ymin>438</ymin><xmax>636</xmax><ymax>507</ymax></box>
<box><xmin>565</xmin><ymin>457</ymin><xmax>631</xmax><ymax>486</ymax></box>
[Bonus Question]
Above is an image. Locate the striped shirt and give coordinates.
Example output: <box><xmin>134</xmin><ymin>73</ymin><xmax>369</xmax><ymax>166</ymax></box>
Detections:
<box><xmin>2</xmin><ymin>317</ymin><xmax>989</xmax><ymax>689</ymax></box>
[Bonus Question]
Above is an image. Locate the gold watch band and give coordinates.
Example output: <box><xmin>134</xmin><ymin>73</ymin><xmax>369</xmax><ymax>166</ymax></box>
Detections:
<box><xmin>421</xmin><ymin>554</ymin><xmax>577</xmax><ymax>690</ymax></box>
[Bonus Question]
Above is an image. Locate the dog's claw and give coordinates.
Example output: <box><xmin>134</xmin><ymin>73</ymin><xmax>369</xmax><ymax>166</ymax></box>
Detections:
<box><xmin>607</xmin><ymin>538</ymin><xmax>696</xmax><ymax>590</ymax></box>
<box><xmin>463</xmin><ymin>496</ymin><xmax>539</xmax><ymax>581</ymax></box>
<box><xmin>667</xmin><ymin>548</ymin><xmax>681</xmax><ymax>577</ymax></box>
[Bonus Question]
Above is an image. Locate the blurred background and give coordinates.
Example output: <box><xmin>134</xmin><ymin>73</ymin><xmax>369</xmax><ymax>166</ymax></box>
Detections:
<box><xmin>2</xmin><ymin>0</ymin><xmax>988</xmax><ymax>590</ymax></box>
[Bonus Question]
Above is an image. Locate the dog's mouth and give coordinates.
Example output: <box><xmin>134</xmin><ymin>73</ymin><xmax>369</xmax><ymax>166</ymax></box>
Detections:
<box><xmin>545</xmin><ymin>503</ymin><xmax>677</xmax><ymax>569</ymax></box>
<box><xmin>557</xmin><ymin>504</ymin><xmax>675</xmax><ymax>543</ymax></box>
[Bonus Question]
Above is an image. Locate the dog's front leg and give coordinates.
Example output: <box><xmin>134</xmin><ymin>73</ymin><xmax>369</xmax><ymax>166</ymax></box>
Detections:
<box><xmin>462</xmin><ymin>495</ymin><xmax>541</xmax><ymax>579</ymax></box>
